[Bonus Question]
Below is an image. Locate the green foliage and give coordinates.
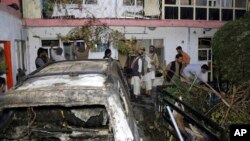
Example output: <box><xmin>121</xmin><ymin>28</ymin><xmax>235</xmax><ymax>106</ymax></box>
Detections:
<box><xmin>164</xmin><ymin>78</ymin><xmax>210</xmax><ymax>114</ymax></box>
<box><xmin>212</xmin><ymin>12</ymin><xmax>250</xmax><ymax>83</ymax></box>
<box><xmin>0</xmin><ymin>61</ymin><xmax>6</xmax><ymax>74</ymax></box>
<box><xmin>0</xmin><ymin>49</ymin><xmax>6</xmax><ymax>74</ymax></box>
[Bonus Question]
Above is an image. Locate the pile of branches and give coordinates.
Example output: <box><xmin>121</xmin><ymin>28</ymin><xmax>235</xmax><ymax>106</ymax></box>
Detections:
<box><xmin>164</xmin><ymin>78</ymin><xmax>250</xmax><ymax>127</ymax></box>
<box><xmin>211</xmin><ymin>81</ymin><xmax>250</xmax><ymax>126</ymax></box>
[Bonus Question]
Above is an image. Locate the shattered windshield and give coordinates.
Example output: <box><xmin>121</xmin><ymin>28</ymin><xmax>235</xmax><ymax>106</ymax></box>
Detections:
<box><xmin>0</xmin><ymin>105</ymin><xmax>114</xmax><ymax>141</ymax></box>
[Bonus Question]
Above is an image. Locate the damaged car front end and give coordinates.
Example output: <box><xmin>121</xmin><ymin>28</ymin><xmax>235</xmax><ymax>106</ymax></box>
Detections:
<box><xmin>0</xmin><ymin>60</ymin><xmax>140</xmax><ymax>141</ymax></box>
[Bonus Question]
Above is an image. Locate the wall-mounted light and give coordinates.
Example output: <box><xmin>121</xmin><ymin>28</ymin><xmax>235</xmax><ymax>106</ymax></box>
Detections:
<box><xmin>193</xmin><ymin>30</ymin><xmax>196</xmax><ymax>34</ymax></box>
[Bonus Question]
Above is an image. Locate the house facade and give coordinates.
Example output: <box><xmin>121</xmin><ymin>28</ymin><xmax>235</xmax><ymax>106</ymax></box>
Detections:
<box><xmin>0</xmin><ymin>0</ymin><xmax>249</xmax><ymax>88</ymax></box>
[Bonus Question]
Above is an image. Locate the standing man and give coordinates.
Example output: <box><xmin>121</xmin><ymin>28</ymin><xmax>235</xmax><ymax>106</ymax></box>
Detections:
<box><xmin>182</xmin><ymin>64</ymin><xmax>209</xmax><ymax>83</ymax></box>
<box><xmin>72</xmin><ymin>42</ymin><xmax>90</xmax><ymax>59</ymax></box>
<box><xmin>50</xmin><ymin>46</ymin><xmax>65</xmax><ymax>61</ymax></box>
<box><xmin>103</xmin><ymin>48</ymin><xmax>113</xmax><ymax>60</ymax></box>
<box><xmin>176</xmin><ymin>46</ymin><xmax>190</xmax><ymax>66</ymax></box>
<box><xmin>143</xmin><ymin>49</ymin><xmax>153</xmax><ymax>96</ymax></box>
<box><xmin>35</xmin><ymin>48</ymin><xmax>49</xmax><ymax>69</ymax></box>
<box><xmin>165</xmin><ymin>54</ymin><xmax>183</xmax><ymax>84</ymax></box>
<box><xmin>131</xmin><ymin>49</ymin><xmax>143</xmax><ymax>98</ymax></box>
<box><xmin>149</xmin><ymin>45</ymin><xmax>159</xmax><ymax>80</ymax></box>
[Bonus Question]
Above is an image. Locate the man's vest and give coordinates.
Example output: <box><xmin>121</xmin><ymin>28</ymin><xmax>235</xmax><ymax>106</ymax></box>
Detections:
<box><xmin>166</xmin><ymin>61</ymin><xmax>182</xmax><ymax>82</ymax></box>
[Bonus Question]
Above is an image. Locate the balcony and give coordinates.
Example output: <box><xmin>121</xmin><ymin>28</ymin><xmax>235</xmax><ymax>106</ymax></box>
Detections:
<box><xmin>41</xmin><ymin>0</ymin><xmax>161</xmax><ymax>19</ymax></box>
<box><xmin>36</xmin><ymin>0</ymin><xmax>247</xmax><ymax>21</ymax></box>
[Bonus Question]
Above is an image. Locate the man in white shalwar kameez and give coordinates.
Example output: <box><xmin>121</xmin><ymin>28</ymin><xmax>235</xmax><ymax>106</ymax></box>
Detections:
<box><xmin>143</xmin><ymin>52</ymin><xmax>153</xmax><ymax>96</ymax></box>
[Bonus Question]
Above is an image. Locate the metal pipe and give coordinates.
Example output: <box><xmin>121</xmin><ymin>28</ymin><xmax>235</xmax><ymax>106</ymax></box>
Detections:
<box><xmin>166</xmin><ymin>106</ymin><xmax>184</xmax><ymax>141</ymax></box>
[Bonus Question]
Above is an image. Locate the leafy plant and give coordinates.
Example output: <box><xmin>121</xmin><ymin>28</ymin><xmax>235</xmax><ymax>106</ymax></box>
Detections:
<box><xmin>212</xmin><ymin>12</ymin><xmax>250</xmax><ymax>84</ymax></box>
<box><xmin>59</xmin><ymin>20</ymin><xmax>136</xmax><ymax>54</ymax></box>
<box><xmin>0</xmin><ymin>49</ymin><xmax>6</xmax><ymax>74</ymax></box>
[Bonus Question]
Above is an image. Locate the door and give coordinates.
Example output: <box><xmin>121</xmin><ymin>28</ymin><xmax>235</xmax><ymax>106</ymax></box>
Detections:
<box><xmin>0</xmin><ymin>41</ymin><xmax>13</xmax><ymax>89</ymax></box>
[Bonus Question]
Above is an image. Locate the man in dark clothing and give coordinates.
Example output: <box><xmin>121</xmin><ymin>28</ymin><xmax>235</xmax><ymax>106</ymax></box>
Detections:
<box><xmin>131</xmin><ymin>49</ymin><xmax>143</xmax><ymax>98</ymax></box>
<box><xmin>35</xmin><ymin>48</ymin><xmax>48</xmax><ymax>69</ymax></box>
<box><xmin>165</xmin><ymin>54</ymin><xmax>183</xmax><ymax>84</ymax></box>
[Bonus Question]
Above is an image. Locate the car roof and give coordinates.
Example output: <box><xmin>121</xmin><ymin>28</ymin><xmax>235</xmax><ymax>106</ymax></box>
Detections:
<box><xmin>0</xmin><ymin>59</ymin><xmax>130</xmax><ymax>108</ymax></box>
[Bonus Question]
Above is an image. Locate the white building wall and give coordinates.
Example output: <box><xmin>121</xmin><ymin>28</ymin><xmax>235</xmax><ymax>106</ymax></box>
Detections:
<box><xmin>26</xmin><ymin>26</ymin><xmax>218</xmax><ymax>73</ymax></box>
<box><xmin>0</xmin><ymin>5</ymin><xmax>23</xmax><ymax>85</ymax></box>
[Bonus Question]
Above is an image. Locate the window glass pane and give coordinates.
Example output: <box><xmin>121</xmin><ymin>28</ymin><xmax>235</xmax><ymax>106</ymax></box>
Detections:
<box><xmin>94</xmin><ymin>43</ymin><xmax>107</xmax><ymax>52</ymax></box>
<box><xmin>181</xmin><ymin>7</ymin><xmax>193</xmax><ymax>19</ymax></box>
<box><xmin>199</xmin><ymin>38</ymin><xmax>211</xmax><ymax>48</ymax></box>
<box><xmin>165</xmin><ymin>0</ymin><xmax>177</xmax><ymax>5</ymax></box>
<box><xmin>235</xmin><ymin>0</ymin><xmax>246</xmax><ymax>8</ymax></box>
<box><xmin>198</xmin><ymin>50</ymin><xmax>208</xmax><ymax>61</ymax></box>
<box><xmin>208</xmin><ymin>0</ymin><xmax>220</xmax><ymax>7</ymax></box>
<box><xmin>196</xmin><ymin>0</ymin><xmax>207</xmax><ymax>6</ymax></box>
<box><xmin>63</xmin><ymin>42</ymin><xmax>73</xmax><ymax>60</ymax></box>
<box><xmin>208</xmin><ymin>50</ymin><xmax>212</xmax><ymax>61</ymax></box>
<box><xmin>196</xmin><ymin>8</ymin><xmax>207</xmax><ymax>20</ymax></box>
<box><xmin>209</xmin><ymin>8</ymin><xmax>219</xmax><ymax>20</ymax></box>
<box><xmin>124</xmin><ymin>0</ymin><xmax>135</xmax><ymax>6</ymax></box>
<box><xmin>181</xmin><ymin>0</ymin><xmax>194</xmax><ymax>5</ymax></box>
<box><xmin>222</xmin><ymin>9</ymin><xmax>233</xmax><ymax>21</ymax></box>
<box><xmin>221</xmin><ymin>0</ymin><xmax>233</xmax><ymax>8</ymax></box>
<box><xmin>153</xmin><ymin>39</ymin><xmax>163</xmax><ymax>48</ymax></box>
<box><xmin>41</xmin><ymin>40</ymin><xmax>59</xmax><ymax>47</ymax></box>
<box><xmin>136</xmin><ymin>39</ymin><xmax>151</xmax><ymax>53</ymax></box>
<box><xmin>137</xmin><ymin>0</ymin><xmax>143</xmax><ymax>6</ymax></box>
<box><xmin>235</xmin><ymin>10</ymin><xmax>246</xmax><ymax>19</ymax></box>
<box><xmin>165</xmin><ymin>6</ymin><xmax>178</xmax><ymax>19</ymax></box>
<box><xmin>85</xmin><ymin>0</ymin><xmax>97</xmax><ymax>4</ymax></box>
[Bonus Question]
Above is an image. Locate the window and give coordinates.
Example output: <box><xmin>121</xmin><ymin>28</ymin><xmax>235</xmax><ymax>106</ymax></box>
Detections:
<box><xmin>221</xmin><ymin>0</ymin><xmax>233</xmax><ymax>8</ymax></box>
<box><xmin>181</xmin><ymin>0</ymin><xmax>194</xmax><ymax>5</ymax></box>
<box><xmin>41</xmin><ymin>40</ymin><xmax>59</xmax><ymax>47</ymax></box>
<box><xmin>123</xmin><ymin>0</ymin><xmax>143</xmax><ymax>6</ymax></box>
<box><xmin>196</xmin><ymin>8</ymin><xmax>207</xmax><ymax>20</ymax></box>
<box><xmin>165</xmin><ymin>6</ymin><xmax>178</xmax><ymax>19</ymax></box>
<box><xmin>181</xmin><ymin>7</ymin><xmax>193</xmax><ymax>19</ymax></box>
<box><xmin>41</xmin><ymin>39</ymin><xmax>60</xmax><ymax>60</ymax></box>
<box><xmin>198</xmin><ymin>38</ymin><xmax>213</xmax><ymax>81</ymax></box>
<box><xmin>196</xmin><ymin>0</ymin><xmax>207</xmax><ymax>6</ymax></box>
<box><xmin>85</xmin><ymin>0</ymin><xmax>97</xmax><ymax>4</ymax></box>
<box><xmin>235</xmin><ymin>0</ymin><xmax>246</xmax><ymax>8</ymax></box>
<box><xmin>209</xmin><ymin>8</ymin><xmax>220</xmax><ymax>20</ymax></box>
<box><xmin>63</xmin><ymin>41</ymin><xmax>86</xmax><ymax>60</ymax></box>
<box><xmin>222</xmin><ymin>9</ymin><xmax>233</xmax><ymax>21</ymax></box>
<box><xmin>165</xmin><ymin>0</ymin><xmax>176</xmax><ymax>5</ymax></box>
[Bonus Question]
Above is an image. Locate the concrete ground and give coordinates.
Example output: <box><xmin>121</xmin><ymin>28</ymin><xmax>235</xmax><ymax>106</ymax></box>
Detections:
<box><xmin>130</xmin><ymin>87</ymin><xmax>170</xmax><ymax>141</ymax></box>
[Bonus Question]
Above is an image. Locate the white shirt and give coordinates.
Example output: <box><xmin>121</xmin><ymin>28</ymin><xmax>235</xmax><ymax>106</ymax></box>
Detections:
<box><xmin>182</xmin><ymin>64</ymin><xmax>207</xmax><ymax>82</ymax></box>
<box><xmin>144</xmin><ymin>53</ymin><xmax>152</xmax><ymax>69</ymax></box>
<box><xmin>138</xmin><ymin>57</ymin><xmax>142</xmax><ymax>73</ymax></box>
<box><xmin>51</xmin><ymin>50</ymin><xmax>65</xmax><ymax>61</ymax></box>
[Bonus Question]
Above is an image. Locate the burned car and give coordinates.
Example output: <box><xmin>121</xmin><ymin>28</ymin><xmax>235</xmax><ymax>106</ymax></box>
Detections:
<box><xmin>0</xmin><ymin>60</ymin><xmax>140</xmax><ymax>141</ymax></box>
